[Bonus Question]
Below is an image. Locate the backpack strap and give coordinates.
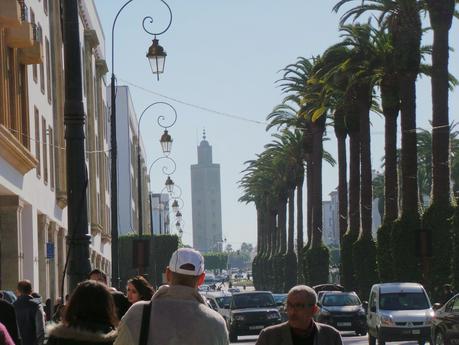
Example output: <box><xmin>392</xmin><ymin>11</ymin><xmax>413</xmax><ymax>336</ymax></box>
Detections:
<box><xmin>139</xmin><ymin>301</ymin><xmax>152</xmax><ymax>345</ymax></box>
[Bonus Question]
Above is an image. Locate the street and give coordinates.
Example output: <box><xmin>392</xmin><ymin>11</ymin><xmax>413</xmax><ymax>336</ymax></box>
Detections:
<box><xmin>230</xmin><ymin>333</ymin><xmax>426</xmax><ymax>344</ymax></box>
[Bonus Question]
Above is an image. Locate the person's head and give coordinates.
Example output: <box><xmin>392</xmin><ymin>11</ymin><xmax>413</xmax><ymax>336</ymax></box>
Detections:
<box><xmin>166</xmin><ymin>248</ymin><xmax>205</xmax><ymax>288</ymax></box>
<box><xmin>126</xmin><ymin>276</ymin><xmax>155</xmax><ymax>303</ymax></box>
<box><xmin>17</xmin><ymin>280</ymin><xmax>33</xmax><ymax>296</ymax></box>
<box><xmin>63</xmin><ymin>280</ymin><xmax>118</xmax><ymax>330</ymax></box>
<box><xmin>286</xmin><ymin>285</ymin><xmax>319</xmax><ymax>330</ymax></box>
<box><xmin>88</xmin><ymin>269</ymin><xmax>107</xmax><ymax>285</ymax></box>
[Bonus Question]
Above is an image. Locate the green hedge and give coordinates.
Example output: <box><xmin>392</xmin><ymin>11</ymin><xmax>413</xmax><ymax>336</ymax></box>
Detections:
<box><xmin>284</xmin><ymin>251</ymin><xmax>297</xmax><ymax>292</ymax></box>
<box><xmin>391</xmin><ymin>213</ymin><xmax>421</xmax><ymax>282</ymax></box>
<box><xmin>341</xmin><ymin>231</ymin><xmax>358</xmax><ymax>291</ymax></box>
<box><xmin>377</xmin><ymin>222</ymin><xmax>394</xmax><ymax>282</ymax></box>
<box><xmin>422</xmin><ymin>202</ymin><xmax>454</xmax><ymax>300</ymax></box>
<box><xmin>353</xmin><ymin>235</ymin><xmax>378</xmax><ymax>299</ymax></box>
<box><xmin>203</xmin><ymin>252</ymin><xmax>229</xmax><ymax>270</ymax></box>
<box><xmin>303</xmin><ymin>245</ymin><xmax>329</xmax><ymax>286</ymax></box>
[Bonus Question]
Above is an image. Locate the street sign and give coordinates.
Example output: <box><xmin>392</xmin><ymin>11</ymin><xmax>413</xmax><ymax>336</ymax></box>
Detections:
<box><xmin>46</xmin><ymin>242</ymin><xmax>55</xmax><ymax>259</ymax></box>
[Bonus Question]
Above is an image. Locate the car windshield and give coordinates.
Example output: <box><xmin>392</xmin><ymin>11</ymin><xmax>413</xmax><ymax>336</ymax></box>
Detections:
<box><xmin>322</xmin><ymin>293</ymin><xmax>361</xmax><ymax>306</ymax></box>
<box><xmin>232</xmin><ymin>293</ymin><xmax>276</xmax><ymax>309</ymax></box>
<box><xmin>216</xmin><ymin>296</ymin><xmax>232</xmax><ymax>308</ymax></box>
<box><xmin>379</xmin><ymin>292</ymin><xmax>430</xmax><ymax>310</ymax></box>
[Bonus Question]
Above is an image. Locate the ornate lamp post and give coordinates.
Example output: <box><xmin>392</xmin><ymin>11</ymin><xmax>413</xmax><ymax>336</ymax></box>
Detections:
<box><xmin>110</xmin><ymin>0</ymin><xmax>172</xmax><ymax>287</ymax></box>
<box><xmin>137</xmin><ymin>102</ymin><xmax>177</xmax><ymax>236</ymax></box>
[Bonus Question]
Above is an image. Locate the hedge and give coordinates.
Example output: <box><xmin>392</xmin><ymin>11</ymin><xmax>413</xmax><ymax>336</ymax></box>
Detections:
<box><xmin>391</xmin><ymin>213</ymin><xmax>421</xmax><ymax>282</ymax></box>
<box><xmin>303</xmin><ymin>245</ymin><xmax>329</xmax><ymax>286</ymax></box>
<box><xmin>353</xmin><ymin>234</ymin><xmax>378</xmax><ymax>299</ymax></box>
<box><xmin>377</xmin><ymin>222</ymin><xmax>394</xmax><ymax>282</ymax></box>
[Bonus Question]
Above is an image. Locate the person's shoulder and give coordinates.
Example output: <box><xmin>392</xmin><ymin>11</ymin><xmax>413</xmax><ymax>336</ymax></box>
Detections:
<box><xmin>316</xmin><ymin>322</ymin><xmax>340</xmax><ymax>335</ymax></box>
<box><xmin>197</xmin><ymin>304</ymin><xmax>226</xmax><ymax>324</ymax></box>
<box><xmin>260</xmin><ymin>321</ymin><xmax>289</xmax><ymax>336</ymax></box>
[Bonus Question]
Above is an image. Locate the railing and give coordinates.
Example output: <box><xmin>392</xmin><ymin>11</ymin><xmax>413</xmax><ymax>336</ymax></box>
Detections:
<box><xmin>19</xmin><ymin>1</ymin><xmax>29</xmax><ymax>22</ymax></box>
<box><xmin>32</xmin><ymin>23</ymin><xmax>42</xmax><ymax>42</ymax></box>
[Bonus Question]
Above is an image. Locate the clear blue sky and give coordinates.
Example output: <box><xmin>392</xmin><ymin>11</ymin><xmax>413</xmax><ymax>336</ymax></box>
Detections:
<box><xmin>94</xmin><ymin>0</ymin><xmax>459</xmax><ymax>249</ymax></box>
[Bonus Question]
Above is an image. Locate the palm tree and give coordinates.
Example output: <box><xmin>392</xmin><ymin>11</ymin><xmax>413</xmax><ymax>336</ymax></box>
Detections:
<box><xmin>334</xmin><ymin>0</ymin><xmax>423</xmax><ymax>284</ymax></box>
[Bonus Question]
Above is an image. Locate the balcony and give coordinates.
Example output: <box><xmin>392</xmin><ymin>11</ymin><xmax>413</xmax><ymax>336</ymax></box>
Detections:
<box><xmin>0</xmin><ymin>0</ymin><xmax>21</xmax><ymax>28</ymax></box>
<box><xmin>19</xmin><ymin>24</ymin><xmax>43</xmax><ymax>65</ymax></box>
<box><xmin>5</xmin><ymin>2</ymin><xmax>33</xmax><ymax>49</ymax></box>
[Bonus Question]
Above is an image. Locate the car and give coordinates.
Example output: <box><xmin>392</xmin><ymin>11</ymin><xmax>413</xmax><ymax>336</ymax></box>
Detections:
<box><xmin>205</xmin><ymin>291</ymin><xmax>233</xmax><ymax>321</ymax></box>
<box><xmin>431</xmin><ymin>292</ymin><xmax>459</xmax><ymax>345</ymax></box>
<box><xmin>367</xmin><ymin>283</ymin><xmax>433</xmax><ymax>345</ymax></box>
<box><xmin>272</xmin><ymin>293</ymin><xmax>288</xmax><ymax>321</ymax></box>
<box><xmin>227</xmin><ymin>291</ymin><xmax>282</xmax><ymax>342</ymax></box>
<box><xmin>317</xmin><ymin>291</ymin><xmax>367</xmax><ymax>336</ymax></box>
<box><xmin>228</xmin><ymin>287</ymin><xmax>241</xmax><ymax>293</ymax></box>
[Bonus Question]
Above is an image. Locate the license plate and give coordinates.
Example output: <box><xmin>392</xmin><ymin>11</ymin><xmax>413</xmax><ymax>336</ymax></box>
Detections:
<box><xmin>337</xmin><ymin>322</ymin><xmax>352</xmax><ymax>327</ymax></box>
<box><xmin>249</xmin><ymin>325</ymin><xmax>264</xmax><ymax>330</ymax></box>
<box><xmin>412</xmin><ymin>330</ymin><xmax>421</xmax><ymax>335</ymax></box>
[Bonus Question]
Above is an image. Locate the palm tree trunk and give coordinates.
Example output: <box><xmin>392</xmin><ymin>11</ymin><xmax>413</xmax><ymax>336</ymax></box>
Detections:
<box><xmin>311</xmin><ymin>121</ymin><xmax>324</xmax><ymax>248</ymax></box>
<box><xmin>288</xmin><ymin>189</ymin><xmax>295</xmax><ymax>253</ymax></box>
<box><xmin>348</xmin><ymin>131</ymin><xmax>361</xmax><ymax>236</ymax></box>
<box><xmin>279</xmin><ymin>199</ymin><xmax>287</xmax><ymax>254</ymax></box>
<box><xmin>306</xmin><ymin>161</ymin><xmax>313</xmax><ymax>249</ymax></box>
<box><xmin>296</xmin><ymin>174</ymin><xmax>304</xmax><ymax>283</ymax></box>
<box><xmin>381</xmin><ymin>82</ymin><xmax>399</xmax><ymax>222</ymax></box>
<box><xmin>337</xmin><ymin>134</ymin><xmax>348</xmax><ymax>244</ymax></box>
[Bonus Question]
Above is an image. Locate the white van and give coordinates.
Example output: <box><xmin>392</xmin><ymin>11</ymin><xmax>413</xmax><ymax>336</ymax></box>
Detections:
<box><xmin>367</xmin><ymin>283</ymin><xmax>434</xmax><ymax>345</ymax></box>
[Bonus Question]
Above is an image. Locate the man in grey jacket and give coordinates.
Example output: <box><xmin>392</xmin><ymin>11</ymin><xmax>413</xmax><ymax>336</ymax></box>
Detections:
<box><xmin>114</xmin><ymin>248</ymin><xmax>229</xmax><ymax>345</ymax></box>
<box><xmin>256</xmin><ymin>285</ymin><xmax>342</xmax><ymax>345</ymax></box>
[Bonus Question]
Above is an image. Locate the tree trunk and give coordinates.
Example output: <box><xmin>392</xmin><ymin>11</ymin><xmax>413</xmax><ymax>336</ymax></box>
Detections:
<box><xmin>288</xmin><ymin>189</ymin><xmax>295</xmax><ymax>253</ymax></box>
<box><xmin>306</xmin><ymin>161</ymin><xmax>313</xmax><ymax>249</ymax></box>
<box><xmin>381</xmin><ymin>81</ymin><xmax>399</xmax><ymax>222</ymax></box>
<box><xmin>348</xmin><ymin>131</ymin><xmax>361</xmax><ymax>236</ymax></box>
<box><xmin>337</xmin><ymin>134</ymin><xmax>348</xmax><ymax>244</ymax></box>
<box><xmin>296</xmin><ymin>174</ymin><xmax>304</xmax><ymax>283</ymax></box>
<box><xmin>279</xmin><ymin>199</ymin><xmax>287</xmax><ymax>254</ymax></box>
<box><xmin>311</xmin><ymin>120</ymin><xmax>325</xmax><ymax>249</ymax></box>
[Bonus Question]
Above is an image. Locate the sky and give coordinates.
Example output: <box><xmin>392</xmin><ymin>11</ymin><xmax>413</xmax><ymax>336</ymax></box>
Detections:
<box><xmin>93</xmin><ymin>0</ymin><xmax>459</xmax><ymax>250</ymax></box>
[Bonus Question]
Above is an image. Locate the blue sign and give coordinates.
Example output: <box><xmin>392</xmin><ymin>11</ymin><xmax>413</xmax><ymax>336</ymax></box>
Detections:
<box><xmin>46</xmin><ymin>242</ymin><xmax>54</xmax><ymax>259</ymax></box>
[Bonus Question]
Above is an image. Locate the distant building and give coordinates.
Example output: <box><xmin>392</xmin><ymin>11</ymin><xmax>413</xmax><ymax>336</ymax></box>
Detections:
<box><xmin>190</xmin><ymin>132</ymin><xmax>223</xmax><ymax>253</ymax></box>
<box><xmin>322</xmin><ymin>190</ymin><xmax>339</xmax><ymax>246</ymax></box>
<box><xmin>150</xmin><ymin>193</ymin><xmax>170</xmax><ymax>234</ymax></box>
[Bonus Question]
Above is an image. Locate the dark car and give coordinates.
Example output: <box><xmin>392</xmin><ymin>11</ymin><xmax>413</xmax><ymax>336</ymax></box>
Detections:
<box><xmin>431</xmin><ymin>293</ymin><xmax>459</xmax><ymax>345</ymax></box>
<box><xmin>317</xmin><ymin>291</ymin><xmax>367</xmax><ymax>336</ymax></box>
<box><xmin>272</xmin><ymin>293</ymin><xmax>288</xmax><ymax>322</ymax></box>
<box><xmin>228</xmin><ymin>291</ymin><xmax>282</xmax><ymax>342</ymax></box>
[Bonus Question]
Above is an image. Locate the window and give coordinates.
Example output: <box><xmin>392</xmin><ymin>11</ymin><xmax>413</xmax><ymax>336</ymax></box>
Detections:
<box><xmin>49</xmin><ymin>126</ymin><xmax>54</xmax><ymax>190</ymax></box>
<box><xmin>42</xmin><ymin>117</ymin><xmax>48</xmax><ymax>184</ymax></box>
<box><xmin>18</xmin><ymin>65</ymin><xmax>29</xmax><ymax>148</ymax></box>
<box><xmin>45</xmin><ymin>37</ymin><xmax>51</xmax><ymax>103</ymax></box>
<box><xmin>39</xmin><ymin>25</ymin><xmax>45</xmax><ymax>94</ymax></box>
<box><xmin>34</xmin><ymin>109</ymin><xmax>41</xmax><ymax>177</ymax></box>
<box><xmin>30</xmin><ymin>9</ymin><xmax>37</xmax><ymax>83</ymax></box>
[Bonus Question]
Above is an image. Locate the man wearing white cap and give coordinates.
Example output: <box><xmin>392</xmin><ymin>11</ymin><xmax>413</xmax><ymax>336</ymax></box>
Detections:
<box><xmin>114</xmin><ymin>248</ymin><xmax>229</xmax><ymax>345</ymax></box>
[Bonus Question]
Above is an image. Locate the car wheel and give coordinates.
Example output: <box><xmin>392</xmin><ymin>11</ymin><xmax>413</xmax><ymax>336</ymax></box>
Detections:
<box><xmin>435</xmin><ymin>331</ymin><xmax>445</xmax><ymax>345</ymax></box>
<box><xmin>229</xmin><ymin>332</ymin><xmax>238</xmax><ymax>343</ymax></box>
<box><xmin>368</xmin><ymin>333</ymin><xmax>376</xmax><ymax>345</ymax></box>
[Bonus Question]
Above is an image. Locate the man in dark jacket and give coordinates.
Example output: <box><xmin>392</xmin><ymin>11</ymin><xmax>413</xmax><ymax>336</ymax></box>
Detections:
<box><xmin>13</xmin><ymin>280</ymin><xmax>45</xmax><ymax>345</ymax></box>
<box><xmin>0</xmin><ymin>292</ymin><xmax>21</xmax><ymax>345</ymax></box>
<box><xmin>256</xmin><ymin>285</ymin><xmax>342</xmax><ymax>345</ymax></box>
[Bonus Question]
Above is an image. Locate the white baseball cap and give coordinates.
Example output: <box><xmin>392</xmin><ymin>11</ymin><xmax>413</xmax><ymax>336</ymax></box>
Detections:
<box><xmin>168</xmin><ymin>248</ymin><xmax>204</xmax><ymax>276</ymax></box>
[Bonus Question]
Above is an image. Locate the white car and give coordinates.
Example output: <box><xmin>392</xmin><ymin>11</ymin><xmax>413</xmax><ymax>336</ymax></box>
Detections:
<box><xmin>367</xmin><ymin>282</ymin><xmax>433</xmax><ymax>345</ymax></box>
<box><xmin>204</xmin><ymin>291</ymin><xmax>233</xmax><ymax>321</ymax></box>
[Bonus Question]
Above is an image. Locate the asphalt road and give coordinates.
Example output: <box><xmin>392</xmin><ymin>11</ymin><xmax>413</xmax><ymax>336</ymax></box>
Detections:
<box><xmin>230</xmin><ymin>333</ymin><xmax>426</xmax><ymax>344</ymax></box>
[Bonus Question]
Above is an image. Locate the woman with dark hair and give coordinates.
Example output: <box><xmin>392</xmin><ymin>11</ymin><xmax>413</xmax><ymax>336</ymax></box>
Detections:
<box><xmin>126</xmin><ymin>276</ymin><xmax>155</xmax><ymax>304</ymax></box>
<box><xmin>46</xmin><ymin>280</ymin><xmax>118</xmax><ymax>345</ymax></box>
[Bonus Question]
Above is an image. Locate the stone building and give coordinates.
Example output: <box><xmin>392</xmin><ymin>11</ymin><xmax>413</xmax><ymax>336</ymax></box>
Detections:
<box><xmin>0</xmin><ymin>0</ymin><xmax>111</xmax><ymax>299</ymax></box>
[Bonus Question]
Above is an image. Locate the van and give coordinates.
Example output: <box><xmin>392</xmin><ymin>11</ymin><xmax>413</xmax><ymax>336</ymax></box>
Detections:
<box><xmin>367</xmin><ymin>283</ymin><xmax>433</xmax><ymax>345</ymax></box>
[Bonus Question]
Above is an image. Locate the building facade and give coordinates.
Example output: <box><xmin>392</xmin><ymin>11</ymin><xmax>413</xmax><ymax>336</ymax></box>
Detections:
<box><xmin>150</xmin><ymin>193</ymin><xmax>170</xmax><ymax>235</ymax></box>
<box><xmin>0</xmin><ymin>0</ymin><xmax>111</xmax><ymax>298</ymax></box>
<box><xmin>190</xmin><ymin>133</ymin><xmax>223</xmax><ymax>253</ymax></box>
<box><xmin>109</xmin><ymin>85</ymin><xmax>151</xmax><ymax>236</ymax></box>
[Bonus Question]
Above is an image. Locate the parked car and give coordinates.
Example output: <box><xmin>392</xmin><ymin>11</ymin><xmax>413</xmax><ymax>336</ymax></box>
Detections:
<box><xmin>367</xmin><ymin>283</ymin><xmax>433</xmax><ymax>345</ymax></box>
<box><xmin>227</xmin><ymin>291</ymin><xmax>282</xmax><ymax>342</ymax></box>
<box><xmin>316</xmin><ymin>291</ymin><xmax>367</xmax><ymax>336</ymax></box>
<box><xmin>272</xmin><ymin>293</ymin><xmax>288</xmax><ymax>322</ymax></box>
<box><xmin>431</xmin><ymin>292</ymin><xmax>459</xmax><ymax>345</ymax></box>
<box><xmin>205</xmin><ymin>291</ymin><xmax>233</xmax><ymax>321</ymax></box>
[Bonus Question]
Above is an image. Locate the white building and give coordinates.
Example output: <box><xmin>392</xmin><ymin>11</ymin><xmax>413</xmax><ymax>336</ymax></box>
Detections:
<box><xmin>0</xmin><ymin>0</ymin><xmax>111</xmax><ymax>297</ymax></box>
<box><xmin>109</xmin><ymin>85</ymin><xmax>150</xmax><ymax>236</ymax></box>
<box><xmin>150</xmin><ymin>193</ymin><xmax>170</xmax><ymax>235</ymax></box>
<box><xmin>322</xmin><ymin>190</ymin><xmax>339</xmax><ymax>246</ymax></box>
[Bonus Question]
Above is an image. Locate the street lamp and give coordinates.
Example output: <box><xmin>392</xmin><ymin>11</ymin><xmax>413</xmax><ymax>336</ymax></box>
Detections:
<box><xmin>165</xmin><ymin>176</ymin><xmax>175</xmax><ymax>193</ymax></box>
<box><xmin>110</xmin><ymin>0</ymin><xmax>172</xmax><ymax>288</ymax></box>
<box><xmin>137</xmin><ymin>102</ymin><xmax>177</xmax><ymax>236</ymax></box>
<box><xmin>175</xmin><ymin>211</ymin><xmax>183</xmax><ymax>223</ymax></box>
